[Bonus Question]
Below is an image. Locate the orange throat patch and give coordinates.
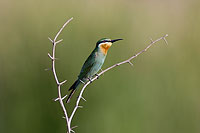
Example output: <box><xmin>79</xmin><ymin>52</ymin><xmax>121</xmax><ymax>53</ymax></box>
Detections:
<box><xmin>100</xmin><ymin>43</ymin><xmax>112</xmax><ymax>55</ymax></box>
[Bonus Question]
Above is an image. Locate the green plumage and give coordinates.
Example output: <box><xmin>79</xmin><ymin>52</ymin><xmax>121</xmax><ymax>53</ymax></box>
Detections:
<box><xmin>66</xmin><ymin>38</ymin><xmax>122</xmax><ymax>103</ymax></box>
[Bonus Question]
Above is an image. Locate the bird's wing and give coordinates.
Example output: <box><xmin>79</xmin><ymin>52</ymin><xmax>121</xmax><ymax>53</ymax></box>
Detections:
<box><xmin>78</xmin><ymin>50</ymin><xmax>96</xmax><ymax>79</ymax></box>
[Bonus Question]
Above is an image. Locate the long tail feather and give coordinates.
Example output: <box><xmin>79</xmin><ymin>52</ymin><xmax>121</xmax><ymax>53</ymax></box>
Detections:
<box><xmin>66</xmin><ymin>89</ymin><xmax>76</xmax><ymax>103</ymax></box>
<box><xmin>66</xmin><ymin>80</ymin><xmax>80</xmax><ymax>103</ymax></box>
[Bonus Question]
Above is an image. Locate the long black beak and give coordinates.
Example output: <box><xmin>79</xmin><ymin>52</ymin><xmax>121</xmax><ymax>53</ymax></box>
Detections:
<box><xmin>111</xmin><ymin>39</ymin><xmax>123</xmax><ymax>43</ymax></box>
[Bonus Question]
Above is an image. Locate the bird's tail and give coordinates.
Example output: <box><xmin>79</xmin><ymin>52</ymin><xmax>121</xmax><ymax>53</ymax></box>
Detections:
<box><xmin>66</xmin><ymin>80</ymin><xmax>80</xmax><ymax>103</ymax></box>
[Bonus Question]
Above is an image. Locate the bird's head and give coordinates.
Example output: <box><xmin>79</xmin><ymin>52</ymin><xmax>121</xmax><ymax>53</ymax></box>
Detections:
<box><xmin>96</xmin><ymin>38</ymin><xmax>123</xmax><ymax>54</ymax></box>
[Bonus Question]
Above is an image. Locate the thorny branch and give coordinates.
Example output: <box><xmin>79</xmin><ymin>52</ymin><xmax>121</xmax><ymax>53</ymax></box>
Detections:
<box><xmin>70</xmin><ymin>34</ymin><xmax>168</xmax><ymax>123</ymax></box>
<box><xmin>48</xmin><ymin>17</ymin><xmax>73</xmax><ymax>133</ymax></box>
<box><xmin>48</xmin><ymin>17</ymin><xmax>168</xmax><ymax>133</ymax></box>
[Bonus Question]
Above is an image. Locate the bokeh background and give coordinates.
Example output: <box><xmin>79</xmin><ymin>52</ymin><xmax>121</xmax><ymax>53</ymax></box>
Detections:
<box><xmin>1</xmin><ymin>0</ymin><xmax>200</xmax><ymax>133</ymax></box>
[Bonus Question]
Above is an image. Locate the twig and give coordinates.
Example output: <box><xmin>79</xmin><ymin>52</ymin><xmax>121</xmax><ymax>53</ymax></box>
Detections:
<box><xmin>48</xmin><ymin>17</ymin><xmax>168</xmax><ymax>132</ymax></box>
<box><xmin>69</xmin><ymin>34</ymin><xmax>168</xmax><ymax>123</ymax></box>
<box><xmin>48</xmin><ymin>17</ymin><xmax>73</xmax><ymax>133</ymax></box>
<box><xmin>54</xmin><ymin>94</ymin><xmax>68</xmax><ymax>101</ymax></box>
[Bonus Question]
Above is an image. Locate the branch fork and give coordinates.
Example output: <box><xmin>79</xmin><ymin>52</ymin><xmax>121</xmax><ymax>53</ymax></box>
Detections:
<box><xmin>48</xmin><ymin>17</ymin><xmax>168</xmax><ymax>133</ymax></box>
<box><xmin>48</xmin><ymin>17</ymin><xmax>73</xmax><ymax>133</ymax></box>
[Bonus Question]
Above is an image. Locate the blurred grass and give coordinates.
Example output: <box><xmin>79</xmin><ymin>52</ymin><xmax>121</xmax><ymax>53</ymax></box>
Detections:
<box><xmin>0</xmin><ymin>0</ymin><xmax>200</xmax><ymax>133</ymax></box>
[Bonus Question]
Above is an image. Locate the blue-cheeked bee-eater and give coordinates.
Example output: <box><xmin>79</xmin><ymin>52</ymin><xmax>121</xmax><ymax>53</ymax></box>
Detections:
<box><xmin>66</xmin><ymin>38</ymin><xmax>123</xmax><ymax>103</ymax></box>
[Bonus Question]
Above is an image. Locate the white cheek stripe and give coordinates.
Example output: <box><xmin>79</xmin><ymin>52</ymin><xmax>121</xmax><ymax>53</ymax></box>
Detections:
<box><xmin>99</xmin><ymin>42</ymin><xmax>112</xmax><ymax>47</ymax></box>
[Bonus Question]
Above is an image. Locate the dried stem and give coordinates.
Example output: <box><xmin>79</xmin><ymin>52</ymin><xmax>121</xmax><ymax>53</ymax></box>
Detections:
<box><xmin>69</xmin><ymin>34</ymin><xmax>168</xmax><ymax>123</ymax></box>
<box><xmin>48</xmin><ymin>17</ymin><xmax>73</xmax><ymax>133</ymax></box>
<box><xmin>48</xmin><ymin>17</ymin><xmax>168</xmax><ymax>133</ymax></box>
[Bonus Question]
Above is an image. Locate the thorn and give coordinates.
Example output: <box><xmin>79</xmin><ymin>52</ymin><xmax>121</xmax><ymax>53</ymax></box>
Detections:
<box><xmin>150</xmin><ymin>37</ymin><xmax>154</xmax><ymax>43</ymax></box>
<box><xmin>78</xmin><ymin>106</ymin><xmax>83</xmax><ymax>108</ymax></box>
<box><xmin>48</xmin><ymin>53</ymin><xmax>53</xmax><ymax>59</ymax></box>
<box><xmin>128</xmin><ymin>61</ymin><xmax>134</xmax><ymax>66</ymax></box>
<box><xmin>60</xmin><ymin>80</ymin><xmax>67</xmax><ymax>85</ymax></box>
<box><xmin>81</xmin><ymin>96</ymin><xmax>87</xmax><ymax>102</ymax></box>
<box><xmin>55</xmin><ymin>39</ymin><xmax>63</xmax><ymax>44</ymax></box>
<box><xmin>71</xmin><ymin>125</ymin><xmax>78</xmax><ymax>129</ymax></box>
<box><xmin>62</xmin><ymin>94</ymin><xmax>68</xmax><ymax>100</ymax></box>
<box><xmin>53</xmin><ymin>97</ymin><xmax>59</xmax><ymax>101</ymax></box>
<box><xmin>54</xmin><ymin>94</ymin><xmax>68</xmax><ymax>101</ymax></box>
<box><xmin>71</xmin><ymin>129</ymin><xmax>75</xmax><ymax>133</ymax></box>
<box><xmin>163</xmin><ymin>37</ymin><xmax>168</xmax><ymax>45</ymax></box>
<box><xmin>44</xmin><ymin>68</ymin><xmax>52</xmax><ymax>71</ymax></box>
<box><xmin>79</xmin><ymin>79</ymin><xmax>85</xmax><ymax>84</ymax></box>
<box><xmin>52</xmin><ymin>98</ymin><xmax>59</xmax><ymax>102</ymax></box>
<box><xmin>48</xmin><ymin>37</ymin><xmax>53</xmax><ymax>43</ymax></box>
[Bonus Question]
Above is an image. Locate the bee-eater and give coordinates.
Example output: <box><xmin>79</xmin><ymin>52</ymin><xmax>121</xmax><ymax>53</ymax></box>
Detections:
<box><xmin>66</xmin><ymin>38</ymin><xmax>123</xmax><ymax>103</ymax></box>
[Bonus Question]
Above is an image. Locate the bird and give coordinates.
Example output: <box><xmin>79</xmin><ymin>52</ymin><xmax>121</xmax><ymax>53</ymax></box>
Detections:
<box><xmin>66</xmin><ymin>38</ymin><xmax>123</xmax><ymax>103</ymax></box>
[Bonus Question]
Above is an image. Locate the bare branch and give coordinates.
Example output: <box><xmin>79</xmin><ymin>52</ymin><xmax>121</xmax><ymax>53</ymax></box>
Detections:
<box><xmin>71</xmin><ymin>125</ymin><xmax>78</xmax><ymax>129</ymax></box>
<box><xmin>48</xmin><ymin>17</ymin><xmax>167</xmax><ymax>133</ymax></box>
<box><xmin>54</xmin><ymin>17</ymin><xmax>73</xmax><ymax>42</ymax></box>
<box><xmin>99</xmin><ymin>34</ymin><xmax>168</xmax><ymax>76</ymax></box>
<box><xmin>69</xmin><ymin>34</ymin><xmax>168</xmax><ymax>124</ymax></box>
<box><xmin>69</xmin><ymin>81</ymin><xmax>90</xmax><ymax>124</ymax></box>
<box><xmin>48</xmin><ymin>17</ymin><xmax>73</xmax><ymax>133</ymax></box>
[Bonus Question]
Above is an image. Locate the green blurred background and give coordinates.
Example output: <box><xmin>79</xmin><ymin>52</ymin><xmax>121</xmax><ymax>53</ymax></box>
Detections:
<box><xmin>1</xmin><ymin>0</ymin><xmax>200</xmax><ymax>133</ymax></box>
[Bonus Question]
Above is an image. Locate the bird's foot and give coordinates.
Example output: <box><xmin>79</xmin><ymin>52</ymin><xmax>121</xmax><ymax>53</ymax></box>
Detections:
<box><xmin>88</xmin><ymin>78</ymin><xmax>92</xmax><ymax>83</ymax></box>
<box><xmin>95</xmin><ymin>74</ymin><xmax>100</xmax><ymax>79</ymax></box>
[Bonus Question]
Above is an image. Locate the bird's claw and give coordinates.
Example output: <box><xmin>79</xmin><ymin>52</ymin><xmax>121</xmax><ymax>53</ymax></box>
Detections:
<box><xmin>88</xmin><ymin>78</ymin><xmax>92</xmax><ymax>83</ymax></box>
<box><xmin>95</xmin><ymin>74</ymin><xmax>100</xmax><ymax>79</ymax></box>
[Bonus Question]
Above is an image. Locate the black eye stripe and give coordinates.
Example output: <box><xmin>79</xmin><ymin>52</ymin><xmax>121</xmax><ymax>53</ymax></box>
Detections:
<box><xmin>96</xmin><ymin>39</ymin><xmax>111</xmax><ymax>46</ymax></box>
<box><xmin>100</xmin><ymin>40</ymin><xmax>110</xmax><ymax>44</ymax></box>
